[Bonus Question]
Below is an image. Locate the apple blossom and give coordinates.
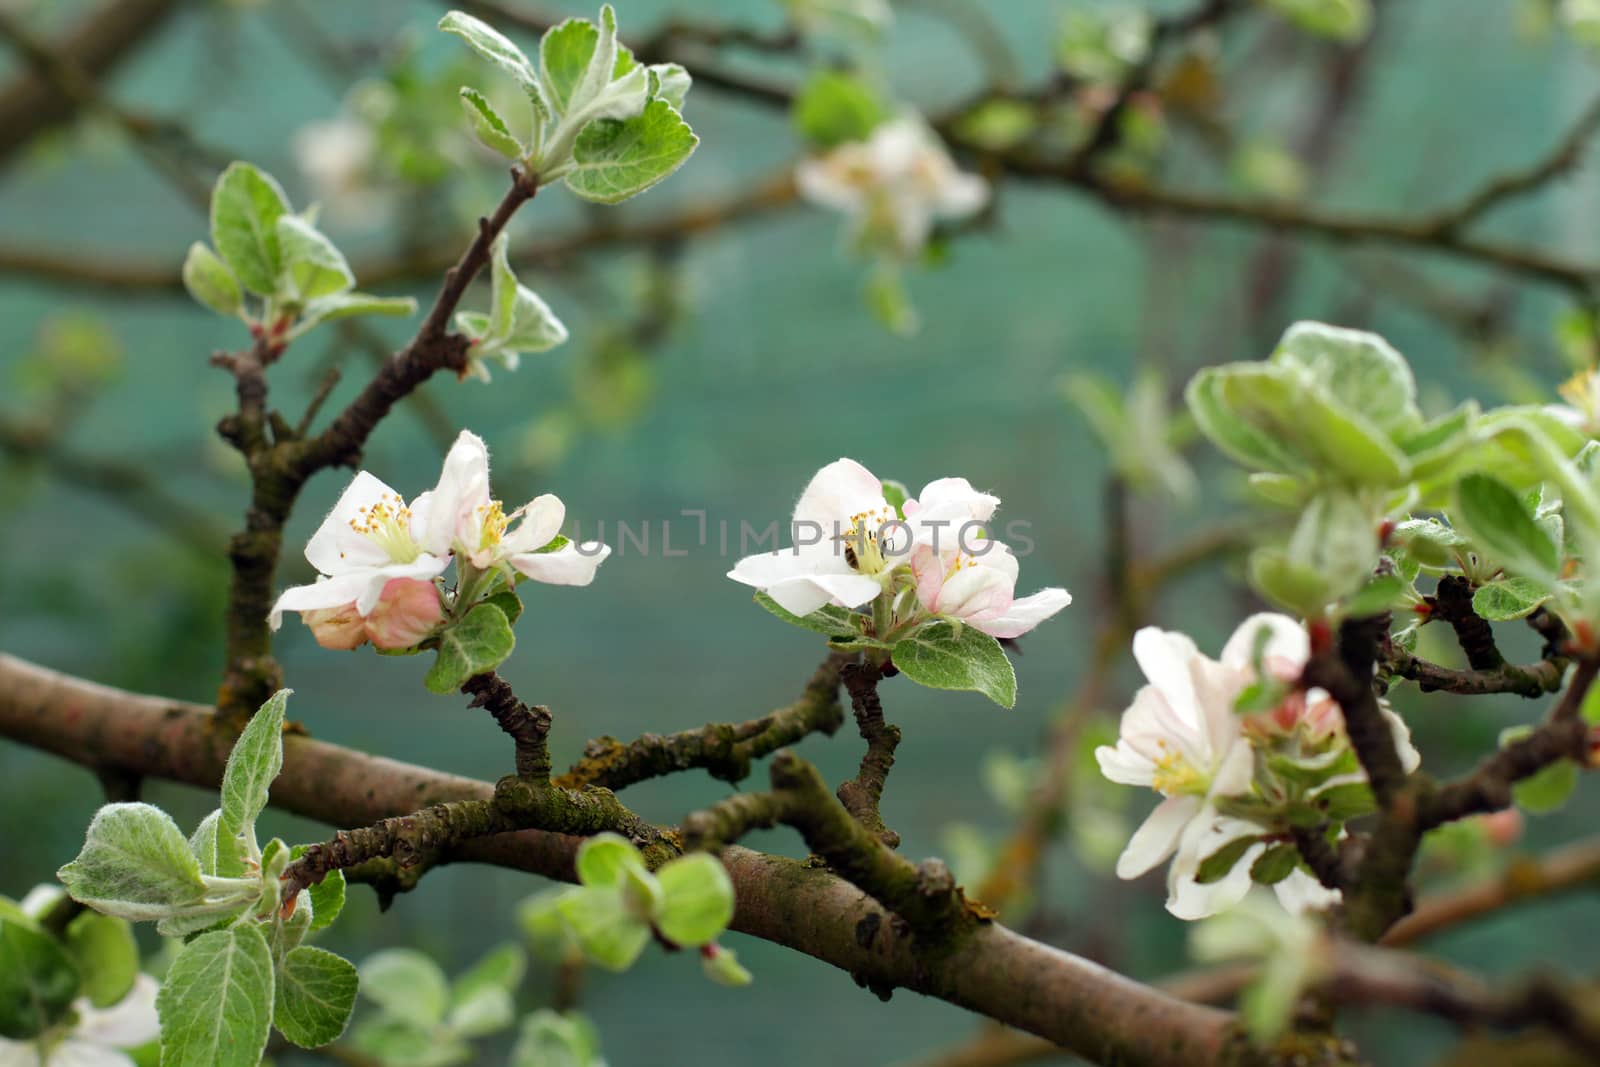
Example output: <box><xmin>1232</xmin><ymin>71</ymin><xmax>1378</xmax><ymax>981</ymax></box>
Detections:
<box><xmin>269</xmin><ymin>471</ymin><xmax>451</xmax><ymax>633</ymax></box>
<box><xmin>796</xmin><ymin>118</ymin><xmax>989</xmax><ymax>258</ymax></box>
<box><xmin>0</xmin><ymin>973</ymin><xmax>159</xmax><ymax>1067</ymax></box>
<box><xmin>910</xmin><ymin>538</ymin><xmax>1071</xmax><ymax>638</ymax></box>
<box><xmin>413</xmin><ymin>430</ymin><xmax>610</xmax><ymax>588</ymax></box>
<box><xmin>292</xmin><ymin>115</ymin><xmax>389</xmax><ymax>230</ymax></box>
<box><xmin>1097</xmin><ymin>613</ymin><xmax>1421</xmax><ymax>919</ymax></box>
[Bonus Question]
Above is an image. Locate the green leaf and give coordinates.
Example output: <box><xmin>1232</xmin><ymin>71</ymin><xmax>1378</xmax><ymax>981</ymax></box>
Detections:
<box><xmin>1453</xmin><ymin>473</ymin><xmax>1561</xmax><ymax>584</ymax></box>
<box><xmin>482</xmin><ymin>589</ymin><xmax>524</xmax><ymax>626</ymax></box>
<box><xmin>1281</xmin><ymin>489</ymin><xmax>1381</xmax><ymax>607</ymax></box>
<box><xmin>701</xmin><ymin>943</ymin><xmax>754</xmax><ymax>987</ymax></box>
<box><xmin>556</xmin><ymin>886</ymin><xmax>651</xmax><ymax>972</ymax></box>
<box><xmin>274</xmin><ymin>945</ymin><xmax>359</xmax><ymax>1048</ymax></box>
<box><xmin>1249</xmin><ymin>845</ymin><xmax>1301</xmax><ymax>886</ymax></box>
<box><xmin>424</xmin><ymin>601</ymin><xmax>516</xmax><ymax>694</ymax></box>
<box><xmin>189</xmin><ymin>809</ymin><xmax>234</xmax><ymax>877</ymax></box>
<box><xmin>656</xmin><ymin>853</ymin><xmax>735</xmax><ymax>948</ymax></box>
<box><xmin>1249</xmin><ymin>548</ymin><xmax>1331</xmax><ymax>621</ymax></box>
<box><xmin>157</xmin><ymin>923</ymin><xmax>275</xmax><ymax>1067</ymax></box>
<box><xmin>359</xmin><ymin>948</ymin><xmax>450</xmax><ymax>1028</ymax></box>
<box><xmin>511</xmin><ymin>1010</ymin><xmax>606</xmax><ymax>1067</ymax></box>
<box><xmin>297</xmin><ymin>293</ymin><xmax>418</xmax><ymax>334</ymax></box>
<box><xmin>64</xmin><ymin>911</ymin><xmax>140</xmax><ymax>1008</ymax></box>
<box><xmin>1262</xmin><ymin>0</ymin><xmax>1372</xmax><ymax>40</ymax></box>
<box><xmin>540</xmin><ymin>16</ymin><xmax>601</xmax><ymax>113</ymax></box>
<box><xmin>308</xmin><ymin>870</ymin><xmax>345</xmax><ymax>932</ymax></box>
<box><xmin>57</xmin><ymin>802</ymin><xmax>210</xmax><ymax>921</ymax></box>
<box><xmin>1473</xmin><ymin>577</ymin><xmax>1554</xmax><ymax>622</ymax></box>
<box><xmin>1340</xmin><ymin>574</ymin><xmax>1407</xmax><ymax>618</ymax></box>
<box><xmin>792</xmin><ymin>70</ymin><xmax>890</xmax><ymax>147</ymax></box>
<box><xmin>1271</xmin><ymin>321</ymin><xmax>1419</xmax><ymax>434</ymax></box>
<box><xmin>0</xmin><ymin>918</ymin><xmax>80</xmax><ymax>1039</ymax></box>
<box><xmin>440</xmin><ymin>10</ymin><xmax>542</xmax><ymax>95</ymax></box>
<box><xmin>649</xmin><ymin>63</ymin><xmax>692</xmax><ymax>110</ymax></box>
<box><xmin>1186</xmin><ymin>367</ymin><xmax>1309</xmax><ymax>476</ymax></box>
<box><xmin>276</xmin><ymin>216</ymin><xmax>354</xmax><ymax>302</ymax></box>
<box><xmin>182</xmin><ymin>242</ymin><xmax>243</xmax><ymax>318</ymax></box>
<box><xmin>1501</xmin><ymin>726</ymin><xmax>1581</xmax><ymax>814</ymax></box>
<box><xmin>1194</xmin><ymin>834</ymin><xmax>1263</xmax><ymax>884</ymax></box>
<box><xmin>753</xmin><ymin>590</ymin><xmax>860</xmax><ymax>638</ymax></box>
<box><xmin>448</xmin><ymin>943</ymin><xmax>525</xmax><ymax>1038</ymax></box>
<box><xmin>461</xmin><ymin>87</ymin><xmax>524</xmax><ymax>159</ymax></box>
<box><xmin>220</xmin><ymin>689</ymin><xmax>290</xmax><ymax>865</ymax></box>
<box><xmin>575</xmin><ymin>832</ymin><xmax>648</xmax><ymax>888</ymax></box>
<box><xmin>892</xmin><ymin>622</ymin><xmax>1017</xmax><ymax>709</ymax></box>
<box><xmin>564</xmin><ymin>98</ymin><xmax>698</xmax><ymax>204</ymax></box>
<box><xmin>210</xmin><ymin>162</ymin><xmax>292</xmax><ymax>296</ymax></box>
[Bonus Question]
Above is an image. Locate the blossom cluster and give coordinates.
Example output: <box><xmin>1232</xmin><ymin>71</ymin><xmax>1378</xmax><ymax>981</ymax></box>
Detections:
<box><xmin>270</xmin><ymin>431</ymin><xmax>609</xmax><ymax>650</ymax></box>
<box><xmin>727</xmin><ymin>458</ymin><xmax>1070</xmax><ymax>640</ymax></box>
<box><xmin>1096</xmin><ymin>613</ymin><xmax>1420</xmax><ymax>920</ymax></box>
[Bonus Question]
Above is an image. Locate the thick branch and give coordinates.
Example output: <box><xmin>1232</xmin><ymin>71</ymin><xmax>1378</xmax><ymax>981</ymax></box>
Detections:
<box><xmin>460</xmin><ymin>671</ymin><xmax>552</xmax><ymax>780</ymax></box>
<box><xmin>0</xmin><ymin>652</ymin><xmax>1244</xmax><ymax>1067</ymax></box>
<box><xmin>557</xmin><ymin>653</ymin><xmax>845</xmax><ymax>789</ymax></box>
<box><xmin>837</xmin><ymin>660</ymin><xmax>902</xmax><ymax>847</ymax></box>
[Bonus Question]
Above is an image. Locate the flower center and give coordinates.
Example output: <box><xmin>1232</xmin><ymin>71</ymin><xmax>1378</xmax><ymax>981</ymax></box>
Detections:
<box><xmin>349</xmin><ymin>494</ymin><xmax>421</xmax><ymax>563</ymax></box>
<box><xmin>477</xmin><ymin>499</ymin><xmax>509</xmax><ymax>552</ymax></box>
<box><xmin>841</xmin><ymin>506</ymin><xmax>901</xmax><ymax>574</ymax></box>
<box><xmin>1151</xmin><ymin>741</ymin><xmax>1208</xmax><ymax>796</ymax></box>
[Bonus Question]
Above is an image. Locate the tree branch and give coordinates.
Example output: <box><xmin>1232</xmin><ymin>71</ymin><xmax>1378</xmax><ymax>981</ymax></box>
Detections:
<box><xmin>837</xmin><ymin>659</ymin><xmax>902</xmax><ymax>847</ymax></box>
<box><xmin>0</xmin><ymin>651</ymin><xmax>1249</xmax><ymax>1067</ymax></box>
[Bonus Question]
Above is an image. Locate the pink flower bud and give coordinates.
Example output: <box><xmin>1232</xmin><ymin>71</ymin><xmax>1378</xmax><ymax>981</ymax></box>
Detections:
<box><xmin>302</xmin><ymin>602</ymin><xmax>367</xmax><ymax>650</ymax></box>
<box><xmin>364</xmin><ymin>577</ymin><xmax>443</xmax><ymax>650</ymax></box>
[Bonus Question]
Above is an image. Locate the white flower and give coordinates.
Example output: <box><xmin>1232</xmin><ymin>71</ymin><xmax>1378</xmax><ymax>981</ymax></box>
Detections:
<box><xmin>909</xmin><ymin>538</ymin><xmax>1071</xmax><ymax>638</ymax></box>
<box><xmin>728</xmin><ymin>458</ymin><xmax>904</xmax><ymax>616</ymax></box>
<box><xmin>413</xmin><ymin>431</ymin><xmax>609</xmax><ymax>586</ymax></box>
<box><xmin>269</xmin><ymin>471</ymin><xmax>452</xmax><ymax>630</ymax></box>
<box><xmin>796</xmin><ymin>118</ymin><xmax>989</xmax><ymax>257</ymax></box>
<box><xmin>1096</xmin><ymin>626</ymin><xmax>1256</xmax><ymax>919</ymax></box>
<box><xmin>1098</xmin><ymin>613</ymin><xmax>1420</xmax><ymax>920</ymax></box>
<box><xmin>0</xmin><ymin>974</ymin><xmax>160</xmax><ymax>1067</ymax></box>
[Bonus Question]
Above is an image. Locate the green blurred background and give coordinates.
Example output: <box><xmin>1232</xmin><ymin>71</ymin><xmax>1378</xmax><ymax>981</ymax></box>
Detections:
<box><xmin>2</xmin><ymin>1</ymin><xmax>1598</xmax><ymax>1063</ymax></box>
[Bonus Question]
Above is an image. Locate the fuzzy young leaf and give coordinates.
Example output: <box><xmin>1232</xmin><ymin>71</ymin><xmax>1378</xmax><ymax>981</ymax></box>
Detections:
<box><xmin>220</xmin><ymin>689</ymin><xmax>290</xmax><ymax>865</ymax></box>
<box><xmin>277</xmin><ymin>216</ymin><xmax>354</xmax><ymax>302</ymax></box>
<box><xmin>1453</xmin><ymin>473</ymin><xmax>1561</xmax><ymax>585</ymax></box>
<box><xmin>275</xmin><ymin>945</ymin><xmax>359</xmax><ymax>1048</ymax></box>
<box><xmin>297</xmin><ymin>293</ymin><xmax>418</xmax><ymax>336</ymax></box>
<box><xmin>424</xmin><ymin>601</ymin><xmax>516</xmax><ymax>694</ymax></box>
<box><xmin>64</xmin><ymin>911</ymin><xmax>139</xmax><ymax>1009</ymax></box>
<box><xmin>792</xmin><ymin>70</ymin><xmax>890</xmax><ymax>147</ymax></box>
<box><xmin>892</xmin><ymin>622</ymin><xmax>1017</xmax><ymax>708</ymax></box>
<box><xmin>359</xmin><ymin>948</ymin><xmax>450</xmax><ymax>1028</ymax></box>
<box><xmin>1473</xmin><ymin>577</ymin><xmax>1554</xmax><ymax>622</ymax></box>
<box><xmin>439</xmin><ymin>10</ymin><xmax>541</xmax><ymax>94</ymax></box>
<box><xmin>1262</xmin><ymin>0</ymin><xmax>1372</xmax><ymax>40</ymax></box>
<box><xmin>564</xmin><ymin>98</ymin><xmax>698</xmax><ymax>204</ymax></box>
<box><xmin>656</xmin><ymin>853</ymin><xmax>735</xmax><ymax>948</ymax></box>
<box><xmin>702</xmin><ymin>943</ymin><xmax>754</xmax><ymax>987</ymax></box>
<box><xmin>1271</xmin><ymin>321</ymin><xmax>1419</xmax><ymax>434</ymax></box>
<box><xmin>447</xmin><ymin>943</ymin><xmax>525</xmax><ymax>1038</ymax></box>
<box><xmin>575</xmin><ymin>832</ymin><xmax>648</xmax><ymax>888</ymax></box>
<box><xmin>752</xmin><ymin>590</ymin><xmax>860</xmax><ymax>638</ymax></box>
<box><xmin>158</xmin><ymin>923</ymin><xmax>275</xmax><ymax>1067</ymax></box>
<box><xmin>182</xmin><ymin>242</ymin><xmax>243</xmax><ymax>318</ymax></box>
<box><xmin>461</xmin><ymin>87</ymin><xmax>525</xmax><ymax>159</ymax></box>
<box><xmin>210</xmin><ymin>162</ymin><xmax>292</xmax><ymax>296</ymax></box>
<box><xmin>556</xmin><ymin>887</ymin><xmax>651</xmax><ymax>972</ymax></box>
<box><xmin>511</xmin><ymin>1010</ymin><xmax>606</xmax><ymax>1067</ymax></box>
<box><xmin>57</xmin><ymin>802</ymin><xmax>210</xmax><ymax>921</ymax></box>
<box><xmin>0</xmin><ymin>918</ymin><xmax>79</xmax><ymax>1040</ymax></box>
<box><xmin>541</xmin><ymin>16</ymin><xmax>602</xmax><ymax>113</ymax></box>
<box><xmin>1186</xmin><ymin>367</ymin><xmax>1309</xmax><ymax>476</ymax></box>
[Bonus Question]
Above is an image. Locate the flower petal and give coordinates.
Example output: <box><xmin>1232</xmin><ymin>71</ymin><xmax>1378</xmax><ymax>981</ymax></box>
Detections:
<box><xmin>269</xmin><ymin>572</ymin><xmax>373</xmax><ymax>630</ymax></box>
<box><xmin>792</xmin><ymin>458</ymin><xmax>888</xmax><ymax>531</ymax></box>
<box><xmin>975</xmin><ymin>587</ymin><xmax>1071</xmax><ymax>638</ymax></box>
<box><xmin>40</xmin><ymin>1043</ymin><xmax>135</xmax><ymax>1067</ymax></box>
<box><xmin>74</xmin><ymin>973</ymin><xmax>160</xmax><ymax>1048</ymax></box>
<box><xmin>0</xmin><ymin>1039</ymin><xmax>44</xmax><ymax>1067</ymax></box>
<box><xmin>304</xmin><ymin>471</ymin><xmax>406</xmax><ymax>574</ymax></box>
<box><xmin>501</xmin><ymin>494</ymin><xmax>566</xmax><ymax>556</ymax></box>
<box><xmin>417</xmin><ymin>430</ymin><xmax>492</xmax><ymax>557</ymax></box>
<box><xmin>510</xmin><ymin>542</ymin><xmax>610</xmax><ymax>587</ymax></box>
<box><xmin>1095</xmin><ymin>740</ymin><xmax>1156</xmax><ymax>787</ymax></box>
<box><xmin>1273</xmin><ymin>868</ymin><xmax>1341</xmax><ymax>916</ymax></box>
<box><xmin>1132</xmin><ymin>628</ymin><xmax>1203</xmax><ymax>730</ymax></box>
<box><xmin>1219</xmin><ymin>613</ymin><xmax>1309</xmax><ymax>676</ymax></box>
<box><xmin>1116</xmin><ymin>794</ymin><xmax>1200</xmax><ymax>879</ymax></box>
<box><xmin>1166</xmin><ymin>816</ymin><xmax>1262</xmax><ymax>921</ymax></box>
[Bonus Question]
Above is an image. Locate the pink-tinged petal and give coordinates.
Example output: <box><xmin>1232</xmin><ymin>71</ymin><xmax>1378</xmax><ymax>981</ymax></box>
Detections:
<box><xmin>975</xmin><ymin>587</ymin><xmax>1070</xmax><ymax>639</ymax></box>
<box><xmin>501</xmin><ymin>494</ymin><xmax>566</xmax><ymax>556</ymax></box>
<box><xmin>1132</xmin><ymin>628</ymin><xmax>1203</xmax><ymax>730</ymax></box>
<box><xmin>1166</xmin><ymin>816</ymin><xmax>1262</xmax><ymax>921</ymax></box>
<box><xmin>1117</xmin><ymin>685</ymin><xmax>1205</xmax><ymax>767</ymax></box>
<box><xmin>302</xmin><ymin>602</ymin><xmax>367</xmax><ymax>650</ymax></box>
<box><xmin>1115</xmin><ymin>794</ymin><xmax>1201</xmax><ymax>879</ymax></box>
<box><xmin>73</xmin><ymin>973</ymin><xmax>160</xmax><ymax>1047</ymax></box>
<box><xmin>1188</xmin><ymin>655</ymin><xmax>1247</xmax><ymax>764</ymax></box>
<box><xmin>305</xmin><ymin>471</ymin><xmax>405</xmax><ymax>574</ymax></box>
<box><xmin>1273</xmin><ymin>868</ymin><xmax>1341</xmax><ymax>916</ymax></box>
<box><xmin>911</xmin><ymin>476</ymin><xmax>1000</xmax><ymax>529</ymax></box>
<box><xmin>909</xmin><ymin>544</ymin><xmax>947</xmax><ymax>613</ymax></box>
<box><xmin>792</xmin><ymin>458</ymin><xmax>888</xmax><ymax>530</ymax></box>
<box><xmin>1095</xmin><ymin>741</ymin><xmax>1157</xmax><ymax>787</ymax></box>
<box><xmin>1219</xmin><ymin>613</ymin><xmax>1309</xmax><ymax>676</ymax></box>
<box><xmin>352</xmin><ymin>555</ymin><xmax>451</xmax><ymax>615</ymax></box>
<box><xmin>364</xmin><ymin>578</ymin><xmax>443</xmax><ymax>649</ymax></box>
<box><xmin>417</xmin><ymin>430</ymin><xmax>492</xmax><ymax>556</ymax></box>
<box><xmin>937</xmin><ymin>563</ymin><xmax>1014</xmax><ymax>622</ymax></box>
<box><xmin>269</xmin><ymin>572</ymin><xmax>372</xmax><ymax>630</ymax></box>
<box><xmin>510</xmin><ymin>542</ymin><xmax>610</xmax><ymax>587</ymax></box>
